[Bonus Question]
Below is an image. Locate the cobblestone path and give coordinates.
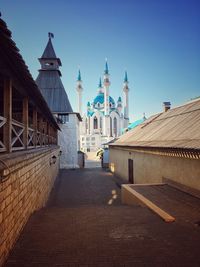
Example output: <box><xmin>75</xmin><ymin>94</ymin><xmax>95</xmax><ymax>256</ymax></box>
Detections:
<box><xmin>4</xmin><ymin>168</ymin><xmax>200</xmax><ymax>267</ymax></box>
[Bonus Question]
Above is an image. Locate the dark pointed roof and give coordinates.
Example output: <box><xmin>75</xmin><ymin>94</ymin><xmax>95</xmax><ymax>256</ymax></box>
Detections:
<box><xmin>41</xmin><ymin>38</ymin><xmax>57</xmax><ymax>58</ymax></box>
<box><xmin>36</xmin><ymin>36</ymin><xmax>73</xmax><ymax>113</ymax></box>
<box><xmin>0</xmin><ymin>18</ymin><xmax>59</xmax><ymax>129</ymax></box>
<box><xmin>36</xmin><ymin>71</ymin><xmax>73</xmax><ymax>113</ymax></box>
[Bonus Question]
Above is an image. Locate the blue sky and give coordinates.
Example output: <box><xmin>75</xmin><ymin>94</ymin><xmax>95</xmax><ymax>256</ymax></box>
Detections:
<box><xmin>1</xmin><ymin>0</ymin><xmax>200</xmax><ymax>121</ymax></box>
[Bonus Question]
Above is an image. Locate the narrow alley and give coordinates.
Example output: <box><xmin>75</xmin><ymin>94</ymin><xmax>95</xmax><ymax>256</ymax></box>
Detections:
<box><xmin>4</xmin><ymin>167</ymin><xmax>200</xmax><ymax>267</ymax></box>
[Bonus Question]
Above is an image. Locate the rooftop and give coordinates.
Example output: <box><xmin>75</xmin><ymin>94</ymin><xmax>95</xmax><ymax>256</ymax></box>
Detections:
<box><xmin>111</xmin><ymin>98</ymin><xmax>200</xmax><ymax>150</ymax></box>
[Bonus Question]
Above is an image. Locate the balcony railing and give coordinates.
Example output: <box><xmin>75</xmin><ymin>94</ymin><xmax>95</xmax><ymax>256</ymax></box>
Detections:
<box><xmin>0</xmin><ymin>118</ymin><xmax>57</xmax><ymax>153</ymax></box>
<box><xmin>0</xmin><ymin>116</ymin><xmax>6</xmax><ymax>152</ymax></box>
<box><xmin>11</xmin><ymin>119</ymin><xmax>25</xmax><ymax>150</ymax></box>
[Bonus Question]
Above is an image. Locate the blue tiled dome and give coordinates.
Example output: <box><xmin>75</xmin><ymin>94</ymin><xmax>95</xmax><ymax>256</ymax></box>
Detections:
<box><xmin>93</xmin><ymin>93</ymin><xmax>115</xmax><ymax>105</ymax></box>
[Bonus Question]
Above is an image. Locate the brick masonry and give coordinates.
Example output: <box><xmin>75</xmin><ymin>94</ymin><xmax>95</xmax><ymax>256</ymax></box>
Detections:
<box><xmin>0</xmin><ymin>146</ymin><xmax>60</xmax><ymax>266</ymax></box>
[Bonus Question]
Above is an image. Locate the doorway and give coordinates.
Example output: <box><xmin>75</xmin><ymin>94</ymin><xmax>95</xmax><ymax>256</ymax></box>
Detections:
<box><xmin>128</xmin><ymin>159</ymin><xmax>134</xmax><ymax>183</ymax></box>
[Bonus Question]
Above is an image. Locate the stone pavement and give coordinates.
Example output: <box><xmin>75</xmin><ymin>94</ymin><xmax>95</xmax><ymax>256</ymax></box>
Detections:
<box><xmin>4</xmin><ymin>168</ymin><xmax>200</xmax><ymax>267</ymax></box>
<box><xmin>84</xmin><ymin>152</ymin><xmax>101</xmax><ymax>168</ymax></box>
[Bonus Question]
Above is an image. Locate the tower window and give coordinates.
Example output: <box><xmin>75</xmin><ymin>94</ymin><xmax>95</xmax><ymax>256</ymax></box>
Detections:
<box><xmin>58</xmin><ymin>114</ymin><xmax>69</xmax><ymax>124</ymax></box>
<box><xmin>94</xmin><ymin>116</ymin><xmax>98</xmax><ymax>129</ymax></box>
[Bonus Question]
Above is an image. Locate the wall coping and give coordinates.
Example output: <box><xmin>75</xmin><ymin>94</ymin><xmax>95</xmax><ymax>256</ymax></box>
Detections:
<box><xmin>0</xmin><ymin>145</ymin><xmax>60</xmax><ymax>179</ymax></box>
<box><xmin>110</xmin><ymin>146</ymin><xmax>200</xmax><ymax>160</ymax></box>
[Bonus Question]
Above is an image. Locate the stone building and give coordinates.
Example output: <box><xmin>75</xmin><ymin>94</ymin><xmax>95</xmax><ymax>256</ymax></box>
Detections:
<box><xmin>109</xmin><ymin>99</ymin><xmax>200</xmax><ymax>195</ymax></box>
<box><xmin>0</xmin><ymin>18</ymin><xmax>60</xmax><ymax>265</ymax></box>
<box><xmin>78</xmin><ymin>62</ymin><xmax>130</xmax><ymax>152</ymax></box>
<box><xmin>36</xmin><ymin>34</ymin><xmax>81</xmax><ymax>168</ymax></box>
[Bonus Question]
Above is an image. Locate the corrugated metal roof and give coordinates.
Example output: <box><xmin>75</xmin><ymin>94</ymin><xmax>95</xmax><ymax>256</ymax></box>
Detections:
<box><xmin>111</xmin><ymin>99</ymin><xmax>200</xmax><ymax>150</ymax></box>
<box><xmin>36</xmin><ymin>70</ymin><xmax>73</xmax><ymax>113</ymax></box>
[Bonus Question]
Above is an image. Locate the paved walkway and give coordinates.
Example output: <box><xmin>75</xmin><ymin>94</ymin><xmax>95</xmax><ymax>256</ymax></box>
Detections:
<box><xmin>84</xmin><ymin>152</ymin><xmax>101</xmax><ymax>168</ymax></box>
<box><xmin>4</xmin><ymin>168</ymin><xmax>200</xmax><ymax>267</ymax></box>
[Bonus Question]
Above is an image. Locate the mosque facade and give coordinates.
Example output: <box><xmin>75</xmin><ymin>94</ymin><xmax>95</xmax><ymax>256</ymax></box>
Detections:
<box><xmin>77</xmin><ymin>62</ymin><xmax>130</xmax><ymax>152</ymax></box>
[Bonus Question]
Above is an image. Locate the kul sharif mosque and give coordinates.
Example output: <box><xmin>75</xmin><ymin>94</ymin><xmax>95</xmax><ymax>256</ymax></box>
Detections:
<box><xmin>77</xmin><ymin>61</ymin><xmax>131</xmax><ymax>152</ymax></box>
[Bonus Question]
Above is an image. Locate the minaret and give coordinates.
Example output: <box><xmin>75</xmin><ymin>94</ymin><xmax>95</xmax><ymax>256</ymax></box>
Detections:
<box><xmin>76</xmin><ymin>69</ymin><xmax>83</xmax><ymax>117</ymax></box>
<box><xmin>98</xmin><ymin>77</ymin><xmax>103</xmax><ymax>94</ymax></box>
<box><xmin>123</xmin><ymin>71</ymin><xmax>129</xmax><ymax>127</ymax></box>
<box><xmin>103</xmin><ymin>59</ymin><xmax>111</xmax><ymax>137</ymax></box>
<box><xmin>103</xmin><ymin>59</ymin><xmax>110</xmax><ymax>116</ymax></box>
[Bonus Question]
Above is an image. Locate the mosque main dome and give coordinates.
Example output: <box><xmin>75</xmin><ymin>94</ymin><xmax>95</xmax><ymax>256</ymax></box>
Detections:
<box><xmin>93</xmin><ymin>93</ymin><xmax>115</xmax><ymax>105</ymax></box>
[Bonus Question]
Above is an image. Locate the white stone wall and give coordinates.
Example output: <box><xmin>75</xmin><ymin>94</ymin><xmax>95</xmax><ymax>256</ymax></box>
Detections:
<box><xmin>58</xmin><ymin>114</ymin><xmax>79</xmax><ymax>169</ymax></box>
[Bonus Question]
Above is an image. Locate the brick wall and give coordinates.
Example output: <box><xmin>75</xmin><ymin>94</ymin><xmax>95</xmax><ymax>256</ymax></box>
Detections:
<box><xmin>0</xmin><ymin>146</ymin><xmax>60</xmax><ymax>266</ymax></box>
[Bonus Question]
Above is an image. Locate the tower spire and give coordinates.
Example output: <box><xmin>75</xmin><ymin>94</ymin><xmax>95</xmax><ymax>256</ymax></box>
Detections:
<box><xmin>123</xmin><ymin>71</ymin><xmax>130</xmax><ymax>127</ymax></box>
<box><xmin>103</xmin><ymin>59</ymin><xmax>111</xmax><ymax>136</ymax></box>
<box><xmin>104</xmin><ymin>58</ymin><xmax>109</xmax><ymax>75</ymax></box>
<box><xmin>124</xmin><ymin>71</ymin><xmax>128</xmax><ymax>83</ymax></box>
<box><xmin>77</xmin><ymin>69</ymin><xmax>82</xmax><ymax>81</ymax></box>
<box><xmin>98</xmin><ymin>77</ymin><xmax>103</xmax><ymax>94</ymax></box>
<box><xmin>76</xmin><ymin>69</ymin><xmax>83</xmax><ymax>116</ymax></box>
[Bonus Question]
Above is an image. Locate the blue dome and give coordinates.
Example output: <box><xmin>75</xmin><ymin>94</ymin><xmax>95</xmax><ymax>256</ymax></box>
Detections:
<box><xmin>93</xmin><ymin>93</ymin><xmax>115</xmax><ymax>105</ymax></box>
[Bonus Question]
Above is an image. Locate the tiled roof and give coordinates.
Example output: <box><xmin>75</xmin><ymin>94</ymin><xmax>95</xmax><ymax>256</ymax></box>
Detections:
<box><xmin>111</xmin><ymin>98</ymin><xmax>200</xmax><ymax>150</ymax></box>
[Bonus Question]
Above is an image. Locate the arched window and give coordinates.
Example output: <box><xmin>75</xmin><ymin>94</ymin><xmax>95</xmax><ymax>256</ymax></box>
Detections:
<box><xmin>86</xmin><ymin>118</ymin><xmax>88</xmax><ymax>130</ymax></box>
<box><xmin>110</xmin><ymin>117</ymin><xmax>112</xmax><ymax>137</ymax></box>
<box><xmin>94</xmin><ymin>116</ymin><xmax>98</xmax><ymax>129</ymax></box>
<box><xmin>100</xmin><ymin>117</ymin><xmax>102</xmax><ymax>129</ymax></box>
<box><xmin>114</xmin><ymin>117</ymin><xmax>117</xmax><ymax>136</ymax></box>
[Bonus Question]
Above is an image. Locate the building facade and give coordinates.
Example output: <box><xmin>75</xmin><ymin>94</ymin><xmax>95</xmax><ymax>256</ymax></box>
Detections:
<box><xmin>0</xmin><ymin>18</ymin><xmax>60</xmax><ymax>266</ymax></box>
<box><xmin>109</xmin><ymin>99</ymin><xmax>200</xmax><ymax>196</ymax></box>
<box><xmin>78</xmin><ymin>62</ymin><xmax>130</xmax><ymax>152</ymax></box>
<box><xmin>36</xmin><ymin>34</ymin><xmax>81</xmax><ymax>168</ymax></box>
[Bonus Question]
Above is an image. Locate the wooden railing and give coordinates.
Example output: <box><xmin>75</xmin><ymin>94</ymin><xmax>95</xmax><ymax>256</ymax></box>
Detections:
<box><xmin>11</xmin><ymin>120</ymin><xmax>25</xmax><ymax>150</ymax></box>
<box><xmin>0</xmin><ymin>116</ymin><xmax>7</xmax><ymax>152</ymax></box>
<box><xmin>0</xmin><ymin>119</ymin><xmax>57</xmax><ymax>153</ymax></box>
<box><xmin>1</xmin><ymin>78</ymin><xmax>58</xmax><ymax>153</ymax></box>
<box><xmin>28</xmin><ymin>127</ymin><xmax>35</xmax><ymax>148</ymax></box>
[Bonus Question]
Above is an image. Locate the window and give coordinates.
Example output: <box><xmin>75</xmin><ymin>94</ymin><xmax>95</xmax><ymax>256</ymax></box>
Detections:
<box><xmin>94</xmin><ymin>116</ymin><xmax>98</xmax><ymax>129</ymax></box>
<box><xmin>91</xmin><ymin>137</ymin><xmax>95</xmax><ymax>141</ymax></box>
<box><xmin>82</xmin><ymin>137</ymin><xmax>85</xmax><ymax>141</ymax></box>
<box><xmin>110</xmin><ymin>117</ymin><xmax>112</xmax><ymax>136</ymax></box>
<box><xmin>86</xmin><ymin>137</ymin><xmax>90</xmax><ymax>141</ymax></box>
<box><xmin>100</xmin><ymin>117</ymin><xmax>102</xmax><ymax>129</ymax></box>
<box><xmin>114</xmin><ymin>117</ymin><xmax>117</xmax><ymax>136</ymax></box>
<box><xmin>58</xmin><ymin>114</ymin><xmax>69</xmax><ymax>124</ymax></box>
<box><xmin>91</xmin><ymin>143</ymin><xmax>95</xmax><ymax>146</ymax></box>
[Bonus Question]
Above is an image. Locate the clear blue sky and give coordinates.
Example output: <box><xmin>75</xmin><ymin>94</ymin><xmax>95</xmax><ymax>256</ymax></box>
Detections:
<box><xmin>1</xmin><ymin>0</ymin><xmax>200</xmax><ymax>121</ymax></box>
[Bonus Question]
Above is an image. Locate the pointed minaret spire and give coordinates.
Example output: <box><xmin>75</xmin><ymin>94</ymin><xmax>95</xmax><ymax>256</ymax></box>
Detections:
<box><xmin>98</xmin><ymin>77</ymin><xmax>104</xmax><ymax>94</ymax></box>
<box><xmin>103</xmin><ymin>59</ymin><xmax>111</xmax><ymax>136</ymax></box>
<box><xmin>104</xmin><ymin>58</ymin><xmax>109</xmax><ymax>75</ymax></box>
<box><xmin>76</xmin><ymin>69</ymin><xmax>83</xmax><ymax>117</ymax></box>
<box><xmin>77</xmin><ymin>69</ymin><xmax>82</xmax><ymax>81</ymax></box>
<box><xmin>123</xmin><ymin>70</ymin><xmax>130</xmax><ymax>126</ymax></box>
<box><xmin>124</xmin><ymin>71</ymin><xmax>128</xmax><ymax>83</ymax></box>
<box><xmin>99</xmin><ymin>77</ymin><xmax>102</xmax><ymax>88</ymax></box>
